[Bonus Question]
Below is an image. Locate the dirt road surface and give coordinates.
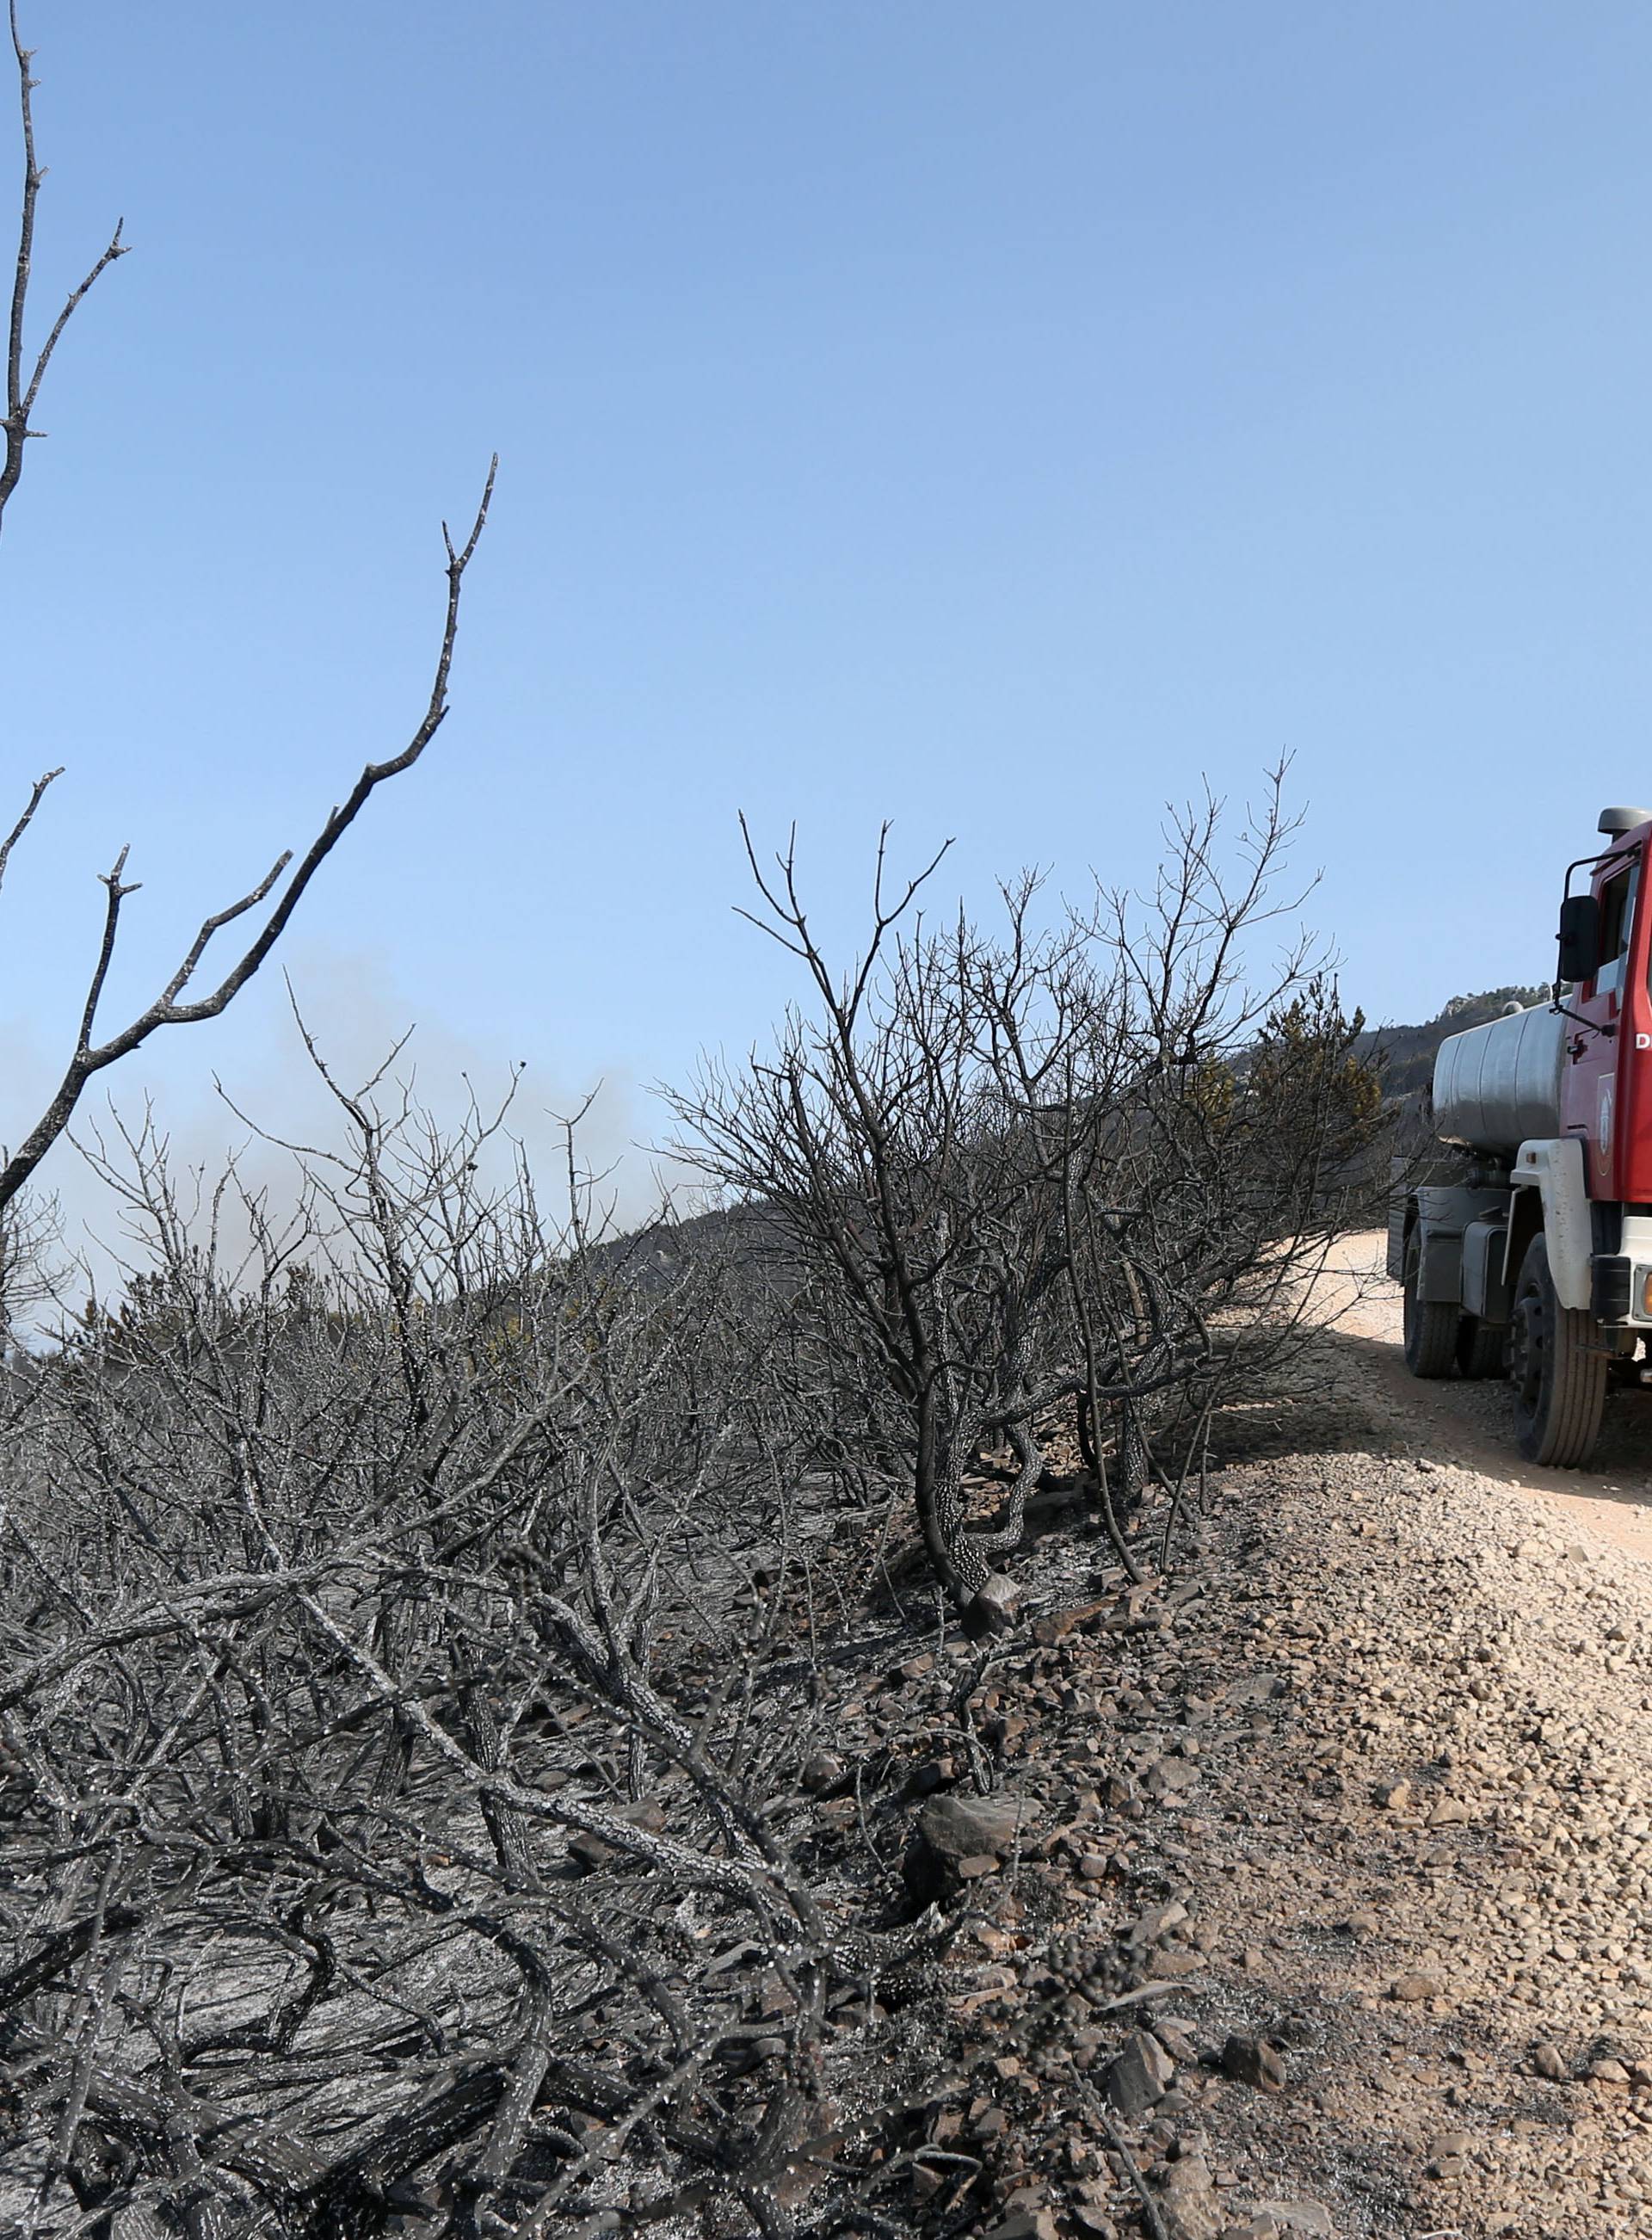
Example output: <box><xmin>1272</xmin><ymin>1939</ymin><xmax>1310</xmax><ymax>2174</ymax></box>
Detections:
<box><xmin>1111</xmin><ymin>1235</ymin><xmax>1652</xmax><ymax>2236</ymax></box>
<box><xmin>1317</xmin><ymin>1231</ymin><xmax>1652</xmax><ymax>1558</ymax></box>
<box><xmin>908</xmin><ymin>1236</ymin><xmax>1652</xmax><ymax>2238</ymax></box>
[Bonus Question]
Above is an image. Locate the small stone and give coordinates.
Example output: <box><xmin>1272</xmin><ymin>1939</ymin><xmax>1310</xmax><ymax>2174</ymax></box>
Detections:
<box><xmin>1343</xmin><ymin>1910</ymin><xmax>1380</xmax><ymax>1939</ymax></box>
<box><xmin>968</xmin><ymin>1572</ymin><xmax>1022</xmax><ymax>1632</ymax></box>
<box><xmin>1125</xmin><ymin>1900</ymin><xmax>1189</xmax><ymax>1947</ymax></box>
<box><xmin>1374</xmin><ymin>1779</ymin><xmax>1411</xmax><ymax>1811</ymax></box>
<box><xmin>956</xmin><ymin>1852</ymin><xmax>1001</xmax><ymax>1879</ymax></box>
<box><xmin>801</xmin><ymin>1751</ymin><xmax>846</xmax><ymax>1795</ymax></box>
<box><xmin>1245</xmin><ymin>2206</ymin><xmax>1335</xmax><ymax>2237</ymax></box>
<box><xmin>1220</xmin><ymin>2033</ymin><xmax>1286</xmax><ymax>2091</ymax></box>
<box><xmin>905</xmin><ymin>1791</ymin><xmax>1027</xmax><ymax>1899</ymax></box>
<box><xmin>1156</xmin><ymin>2151</ymin><xmax>1224</xmax><ymax>2240</ymax></box>
<box><xmin>569</xmin><ymin>1799</ymin><xmax>665</xmax><ymax>1865</ymax></box>
<box><xmin>982</xmin><ymin>2212</ymin><xmax>1060</xmax><ymax>2240</ymax></box>
<box><xmin>1032</xmin><ymin>1597</ymin><xmax>1111</xmax><ymax>1645</ymax></box>
<box><xmin>1428</xmin><ymin>1800</ymin><xmax>1470</xmax><ymax>1828</ymax></box>
<box><xmin>1105</xmin><ymin>2028</ymin><xmax>1175</xmax><ymax>2117</ymax></box>
<box><xmin>1076</xmin><ymin>1852</ymin><xmax>1111</xmax><ymax>1879</ymax></box>
<box><xmin>1147</xmin><ymin>1756</ymin><xmax>1200</xmax><ymax>1798</ymax></box>
<box><xmin>1388</xmin><ymin>1973</ymin><xmax>1441</xmax><ymax>2002</ymax></box>
<box><xmin>1589</xmin><ymin>2056</ymin><xmax>1630</xmax><ymax>2085</ymax></box>
<box><xmin>1071</xmin><ymin>2212</ymin><xmax>1118</xmax><ymax>2238</ymax></box>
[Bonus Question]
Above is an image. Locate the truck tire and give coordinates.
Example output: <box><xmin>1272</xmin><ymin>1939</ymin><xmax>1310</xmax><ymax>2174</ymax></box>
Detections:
<box><xmin>1402</xmin><ymin>1231</ymin><xmax>1459</xmax><ymax>1379</ymax></box>
<box><xmin>1509</xmin><ymin>1236</ymin><xmax>1607</xmax><ymax>1467</ymax></box>
<box><xmin>1455</xmin><ymin>1316</ymin><xmax>1505</xmax><ymax>1380</ymax></box>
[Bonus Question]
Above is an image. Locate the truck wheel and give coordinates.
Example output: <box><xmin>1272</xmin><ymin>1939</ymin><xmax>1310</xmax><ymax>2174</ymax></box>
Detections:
<box><xmin>1508</xmin><ymin>1237</ymin><xmax>1607</xmax><ymax>1467</ymax></box>
<box><xmin>1455</xmin><ymin>1317</ymin><xmax>1505</xmax><ymax>1380</ymax></box>
<box><xmin>1402</xmin><ymin>1232</ymin><xmax>1459</xmax><ymax>1378</ymax></box>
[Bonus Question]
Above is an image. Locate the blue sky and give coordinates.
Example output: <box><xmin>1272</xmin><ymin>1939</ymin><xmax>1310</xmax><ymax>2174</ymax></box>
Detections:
<box><xmin>4</xmin><ymin>3</ymin><xmax>1652</xmax><ymax>1252</ymax></box>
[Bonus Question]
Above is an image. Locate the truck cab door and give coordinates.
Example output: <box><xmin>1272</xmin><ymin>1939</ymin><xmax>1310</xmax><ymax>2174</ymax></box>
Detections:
<box><xmin>1559</xmin><ymin>854</ymin><xmax>1639</xmax><ymax>1197</ymax></box>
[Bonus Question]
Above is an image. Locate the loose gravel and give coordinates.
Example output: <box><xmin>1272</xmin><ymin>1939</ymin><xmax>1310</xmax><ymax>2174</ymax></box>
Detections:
<box><xmin>807</xmin><ymin>1247</ymin><xmax>1652</xmax><ymax>2239</ymax></box>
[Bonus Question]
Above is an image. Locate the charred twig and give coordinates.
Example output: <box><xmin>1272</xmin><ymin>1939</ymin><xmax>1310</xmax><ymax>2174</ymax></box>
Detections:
<box><xmin>2</xmin><ymin>3</ymin><xmax>128</xmax><ymax>534</ymax></box>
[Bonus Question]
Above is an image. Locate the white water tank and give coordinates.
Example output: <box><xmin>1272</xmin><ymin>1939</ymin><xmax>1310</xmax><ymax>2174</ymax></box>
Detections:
<box><xmin>1433</xmin><ymin>1003</ymin><xmax>1566</xmax><ymax>1156</ymax></box>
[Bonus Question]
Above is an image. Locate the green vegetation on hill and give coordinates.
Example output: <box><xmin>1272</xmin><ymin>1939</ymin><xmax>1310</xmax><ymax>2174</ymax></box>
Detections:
<box><xmin>1359</xmin><ymin>986</ymin><xmax>1550</xmax><ymax>1102</ymax></box>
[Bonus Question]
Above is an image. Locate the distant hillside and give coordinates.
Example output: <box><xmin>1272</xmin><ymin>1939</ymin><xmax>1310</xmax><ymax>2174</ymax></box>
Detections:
<box><xmin>1359</xmin><ymin>985</ymin><xmax>1550</xmax><ymax>1104</ymax></box>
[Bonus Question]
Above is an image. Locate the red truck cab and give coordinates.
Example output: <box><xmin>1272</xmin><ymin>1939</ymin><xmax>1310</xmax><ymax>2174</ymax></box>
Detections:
<box><xmin>1559</xmin><ymin>814</ymin><xmax>1652</xmax><ymax>1205</ymax></box>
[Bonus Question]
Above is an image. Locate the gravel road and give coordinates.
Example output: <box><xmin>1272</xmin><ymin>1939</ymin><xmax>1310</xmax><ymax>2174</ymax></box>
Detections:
<box><xmin>877</xmin><ymin>1235</ymin><xmax>1652</xmax><ymax>2239</ymax></box>
<box><xmin>1316</xmin><ymin>1231</ymin><xmax>1652</xmax><ymax>1560</ymax></box>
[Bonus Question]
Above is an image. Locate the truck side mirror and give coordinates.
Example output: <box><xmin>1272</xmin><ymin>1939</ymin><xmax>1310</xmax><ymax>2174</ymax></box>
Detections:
<box><xmin>1557</xmin><ymin>892</ymin><xmax>1602</xmax><ymax>984</ymax></box>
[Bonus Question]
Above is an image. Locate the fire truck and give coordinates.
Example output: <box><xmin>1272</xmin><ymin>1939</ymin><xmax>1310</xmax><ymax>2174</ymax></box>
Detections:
<box><xmin>1391</xmin><ymin>805</ymin><xmax>1652</xmax><ymax>1467</ymax></box>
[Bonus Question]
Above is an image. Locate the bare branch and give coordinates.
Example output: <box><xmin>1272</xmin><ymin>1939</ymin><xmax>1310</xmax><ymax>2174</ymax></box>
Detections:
<box><xmin>74</xmin><ymin>843</ymin><xmax>138</xmax><ymax>1053</ymax></box>
<box><xmin>1</xmin><ymin>3</ymin><xmax>127</xmax><ymax>535</ymax></box>
<box><xmin>0</xmin><ymin>456</ymin><xmax>497</xmax><ymax>1223</ymax></box>
<box><xmin>0</xmin><ymin>758</ymin><xmax>59</xmax><ymax>893</ymax></box>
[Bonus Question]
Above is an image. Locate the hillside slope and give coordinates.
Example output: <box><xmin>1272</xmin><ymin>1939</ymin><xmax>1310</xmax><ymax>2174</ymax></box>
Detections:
<box><xmin>1359</xmin><ymin>987</ymin><xmax>1550</xmax><ymax>1106</ymax></box>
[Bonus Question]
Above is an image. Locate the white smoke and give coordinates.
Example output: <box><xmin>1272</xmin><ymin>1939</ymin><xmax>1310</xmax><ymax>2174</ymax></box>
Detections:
<box><xmin>3</xmin><ymin>938</ymin><xmax>687</xmax><ymax>1339</ymax></box>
